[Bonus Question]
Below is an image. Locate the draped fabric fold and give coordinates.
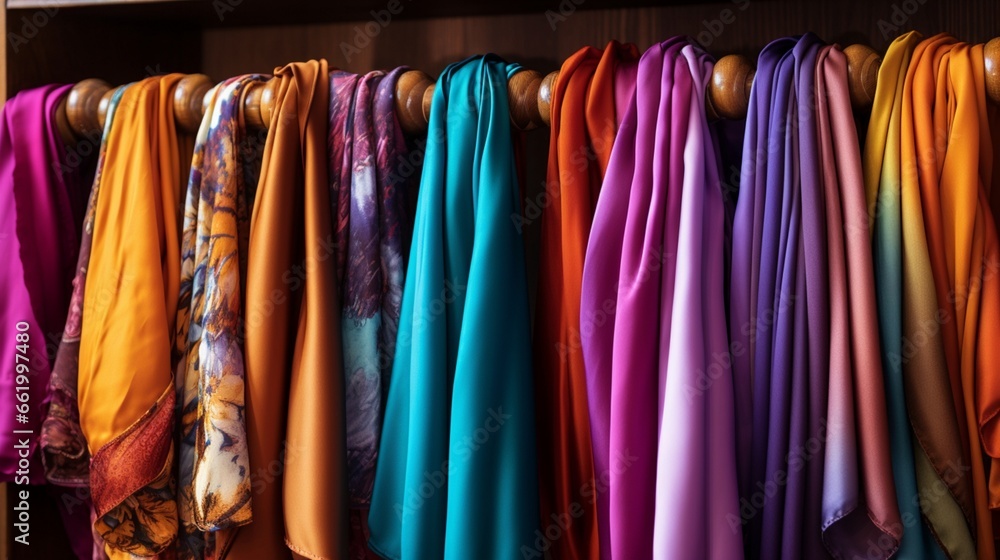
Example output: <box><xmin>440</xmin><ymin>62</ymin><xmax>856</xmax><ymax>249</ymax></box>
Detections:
<box><xmin>532</xmin><ymin>39</ymin><xmax>638</xmax><ymax>560</ymax></box>
<box><xmin>1</xmin><ymin>84</ymin><xmax>85</xmax><ymax>484</ymax></box>
<box><xmin>861</xmin><ymin>31</ymin><xmax>951</xmax><ymax>560</ymax></box>
<box><xmin>814</xmin><ymin>43</ymin><xmax>904</xmax><ymax>560</ymax></box>
<box><xmin>731</xmin><ymin>33</ymin><xmax>902</xmax><ymax>559</ymax></box>
<box><xmin>42</xmin><ymin>85</ymin><xmax>126</xmax><ymax>560</ymax></box>
<box><xmin>864</xmin><ymin>31</ymin><xmax>979</xmax><ymax>559</ymax></box>
<box><xmin>1</xmin><ymin>83</ymin><xmax>97</xmax><ymax>559</ymax></box>
<box><xmin>175</xmin><ymin>74</ymin><xmax>267</xmax><ymax>559</ymax></box>
<box><xmin>218</xmin><ymin>59</ymin><xmax>348</xmax><ymax>560</ymax></box>
<box><xmin>78</xmin><ymin>74</ymin><xmax>194</xmax><ymax>558</ymax></box>
<box><xmin>368</xmin><ymin>54</ymin><xmax>540</xmax><ymax>560</ymax></box>
<box><xmin>326</xmin><ymin>66</ymin><xmax>415</xmax><ymax>560</ymax></box>
<box><xmin>579</xmin><ymin>37</ymin><xmax>742</xmax><ymax>559</ymax></box>
<box><xmin>902</xmin><ymin>33</ymin><xmax>1000</xmax><ymax>560</ymax></box>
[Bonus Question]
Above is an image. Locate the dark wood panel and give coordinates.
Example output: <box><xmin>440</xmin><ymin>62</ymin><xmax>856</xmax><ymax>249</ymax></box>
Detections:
<box><xmin>5</xmin><ymin>0</ymin><xmax>729</xmax><ymax>28</ymax></box>
<box><xmin>5</xmin><ymin>8</ymin><xmax>202</xmax><ymax>97</ymax></box>
<box><xmin>202</xmin><ymin>0</ymin><xmax>999</xmax><ymax>81</ymax></box>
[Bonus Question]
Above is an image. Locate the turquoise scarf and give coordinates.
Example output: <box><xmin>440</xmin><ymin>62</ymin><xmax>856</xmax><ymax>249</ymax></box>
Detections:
<box><xmin>368</xmin><ymin>54</ymin><xmax>540</xmax><ymax>559</ymax></box>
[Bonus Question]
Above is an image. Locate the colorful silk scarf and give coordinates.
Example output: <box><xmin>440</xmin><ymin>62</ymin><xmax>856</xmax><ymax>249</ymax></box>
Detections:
<box><xmin>532</xmin><ymin>40</ymin><xmax>638</xmax><ymax>560</ymax></box>
<box><xmin>579</xmin><ymin>37</ymin><xmax>741</xmax><ymax>559</ymax></box>
<box><xmin>730</xmin><ymin>33</ymin><xmax>902</xmax><ymax>558</ymax></box>
<box><xmin>327</xmin><ymin>67</ymin><xmax>415</xmax><ymax>560</ymax></box>
<box><xmin>1</xmin><ymin>83</ymin><xmax>96</xmax><ymax>559</ymax></box>
<box><xmin>901</xmin><ymin>33</ymin><xmax>1000</xmax><ymax>559</ymax></box>
<box><xmin>41</xmin><ymin>85</ymin><xmax>125</xmax><ymax>560</ymax></box>
<box><xmin>864</xmin><ymin>31</ymin><xmax>978</xmax><ymax>559</ymax></box>
<box><xmin>868</xmin><ymin>33</ymin><xmax>930</xmax><ymax>560</ymax></box>
<box><xmin>77</xmin><ymin>74</ymin><xmax>194</xmax><ymax>558</ymax></box>
<box><xmin>1</xmin><ymin>84</ymin><xmax>85</xmax><ymax>483</ymax></box>
<box><xmin>218</xmin><ymin>60</ymin><xmax>347</xmax><ymax>560</ymax></box>
<box><xmin>813</xmin><ymin>44</ymin><xmax>906</xmax><ymax>560</ymax></box>
<box><xmin>174</xmin><ymin>74</ymin><xmax>267</xmax><ymax>559</ymax></box>
<box><xmin>368</xmin><ymin>54</ymin><xmax>540</xmax><ymax>560</ymax></box>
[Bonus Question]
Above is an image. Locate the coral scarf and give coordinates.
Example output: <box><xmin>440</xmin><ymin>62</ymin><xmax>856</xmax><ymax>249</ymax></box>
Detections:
<box><xmin>369</xmin><ymin>54</ymin><xmax>540</xmax><ymax>560</ymax></box>
<box><xmin>532</xmin><ymin>39</ymin><xmax>637</xmax><ymax>560</ymax></box>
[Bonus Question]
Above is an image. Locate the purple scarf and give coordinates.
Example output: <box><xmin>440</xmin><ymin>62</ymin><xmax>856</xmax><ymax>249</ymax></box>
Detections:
<box><xmin>730</xmin><ymin>34</ymin><xmax>903</xmax><ymax>559</ymax></box>
<box><xmin>328</xmin><ymin>67</ymin><xmax>414</xmax><ymax>559</ymax></box>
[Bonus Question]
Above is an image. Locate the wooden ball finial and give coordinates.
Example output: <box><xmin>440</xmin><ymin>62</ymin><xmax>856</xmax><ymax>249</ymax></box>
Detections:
<box><xmin>96</xmin><ymin>87</ymin><xmax>115</xmax><ymax>133</ymax></box>
<box><xmin>55</xmin><ymin>97</ymin><xmax>75</xmax><ymax>145</ymax></box>
<box><xmin>66</xmin><ymin>78</ymin><xmax>112</xmax><ymax>138</ymax></box>
<box><xmin>396</xmin><ymin>70</ymin><xmax>434</xmax><ymax>134</ymax></box>
<box><xmin>844</xmin><ymin>44</ymin><xmax>881</xmax><ymax>108</ymax></box>
<box><xmin>707</xmin><ymin>54</ymin><xmax>755</xmax><ymax>120</ymax></box>
<box><xmin>174</xmin><ymin>73</ymin><xmax>213</xmax><ymax>133</ymax></box>
<box><xmin>538</xmin><ymin>71</ymin><xmax>559</xmax><ymax>126</ymax></box>
<box><xmin>508</xmin><ymin>69</ymin><xmax>545</xmax><ymax>131</ymax></box>
<box><xmin>986</xmin><ymin>37</ymin><xmax>1000</xmax><ymax>104</ymax></box>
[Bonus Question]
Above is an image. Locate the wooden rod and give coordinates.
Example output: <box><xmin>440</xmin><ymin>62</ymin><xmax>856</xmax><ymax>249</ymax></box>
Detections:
<box><xmin>58</xmin><ymin>39</ymin><xmax>1000</xmax><ymax>143</ymax></box>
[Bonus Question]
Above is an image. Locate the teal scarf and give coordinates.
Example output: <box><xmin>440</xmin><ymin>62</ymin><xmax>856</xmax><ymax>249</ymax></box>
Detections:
<box><xmin>368</xmin><ymin>54</ymin><xmax>540</xmax><ymax>559</ymax></box>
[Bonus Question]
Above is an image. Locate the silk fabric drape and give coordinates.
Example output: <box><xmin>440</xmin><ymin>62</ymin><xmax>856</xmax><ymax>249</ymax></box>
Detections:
<box><xmin>218</xmin><ymin>59</ymin><xmax>348</xmax><ymax>560</ymax></box>
<box><xmin>175</xmin><ymin>74</ymin><xmax>267</xmax><ymax>559</ymax></box>
<box><xmin>369</xmin><ymin>54</ymin><xmax>540</xmax><ymax>560</ymax></box>
<box><xmin>580</xmin><ymin>37</ymin><xmax>742</xmax><ymax>559</ymax></box>
<box><xmin>533</xmin><ymin>39</ymin><xmax>638</xmax><ymax>560</ymax></box>
<box><xmin>1</xmin><ymin>84</ymin><xmax>86</xmax><ymax>484</ymax></box>
<box><xmin>864</xmin><ymin>31</ymin><xmax>982</xmax><ymax>559</ymax></box>
<box><xmin>730</xmin><ymin>33</ymin><xmax>902</xmax><ymax>559</ymax></box>
<box><xmin>78</xmin><ymin>74</ymin><xmax>193</xmax><ymax>558</ymax></box>
<box><xmin>0</xmin><ymin>83</ymin><xmax>96</xmax><ymax>559</ymax></box>
<box><xmin>327</xmin><ymin>67</ymin><xmax>415</xmax><ymax>560</ymax></box>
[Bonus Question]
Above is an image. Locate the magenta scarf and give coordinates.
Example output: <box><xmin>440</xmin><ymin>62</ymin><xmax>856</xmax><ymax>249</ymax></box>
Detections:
<box><xmin>580</xmin><ymin>38</ymin><xmax>742</xmax><ymax>559</ymax></box>
<box><xmin>0</xmin><ymin>84</ymin><xmax>95</xmax><ymax>557</ymax></box>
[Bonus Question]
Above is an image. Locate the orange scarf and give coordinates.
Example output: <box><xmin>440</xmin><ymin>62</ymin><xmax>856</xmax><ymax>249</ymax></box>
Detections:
<box><xmin>78</xmin><ymin>74</ymin><xmax>193</xmax><ymax>558</ymax></box>
<box><xmin>904</xmin><ymin>35</ymin><xmax>1000</xmax><ymax>558</ymax></box>
<box><xmin>218</xmin><ymin>60</ymin><xmax>348</xmax><ymax>560</ymax></box>
<box><xmin>532</xmin><ymin>40</ymin><xmax>637</xmax><ymax>560</ymax></box>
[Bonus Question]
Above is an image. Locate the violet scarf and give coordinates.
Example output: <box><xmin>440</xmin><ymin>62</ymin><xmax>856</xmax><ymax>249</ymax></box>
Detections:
<box><xmin>730</xmin><ymin>34</ymin><xmax>902</xmax><ymax>558</ymax></box>
<box><xmin>327</xmin><ymin>67</ymin><xmax>414</xmax><ymax>560</ymax></box>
